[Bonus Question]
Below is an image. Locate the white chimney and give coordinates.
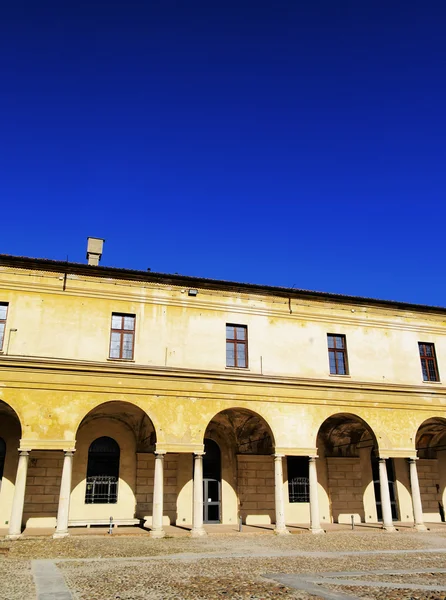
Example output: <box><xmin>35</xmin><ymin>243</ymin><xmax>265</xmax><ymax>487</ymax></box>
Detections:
<box><xmin>86</xmin><ymin>237</ymin><xmax>104</xmax><ymax>266</ymax></box>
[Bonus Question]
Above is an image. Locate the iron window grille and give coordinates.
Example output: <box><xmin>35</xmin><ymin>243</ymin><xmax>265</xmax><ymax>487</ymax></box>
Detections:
<box><xmin>288</xmin><ymin>477</ymin><xmax>310</xmax><ymax>503</ymax></box>
<box><xmin>0</xmin><ymin>303</ymin><xmax>8</xmax><ymax>351</ymax></box>
<box><xmin>85</xmin><ymin>437</ymin><xmax>120</xmax><ymax>504</ymax></box>
<box><xmin>287</xmin><ymin>456</ymin><xmax>310</xmax><ymax>503</ymax></box>
<box><xmin>85</xmin><ymin>476</ymin><xmax>118</xmax><ymax>504</ymax></box>
<box><xmin>419</xmin><ymin>342</ymin><xmax>440</xmax><ymax>382</ymax></box>
<box><xmin>226</xmin><ymin>324</ymin><xmax>248</xmax><ymax>368</ymax></box>
<box><xmin>327</xmin><ymin>334</ymin><xmax>349</xmax><ymax>375</ymax></box>
<box><xmin>109</xmin><ymin>313</ymin><xmax>135</xmax><ymax>360</ymax></box>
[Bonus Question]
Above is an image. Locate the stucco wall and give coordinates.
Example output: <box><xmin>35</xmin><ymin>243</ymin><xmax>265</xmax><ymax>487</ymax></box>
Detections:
<box><xmin>1</xmin><ymin>265</ymin><xmax>446</xmax><ymax>389</ymax></box>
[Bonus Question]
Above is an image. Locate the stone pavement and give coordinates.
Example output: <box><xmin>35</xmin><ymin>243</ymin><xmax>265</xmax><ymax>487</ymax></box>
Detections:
<box><xmin>2</xmin><ymin>529</ymin><xmax>446</xmax><ymax>599</ymax></box>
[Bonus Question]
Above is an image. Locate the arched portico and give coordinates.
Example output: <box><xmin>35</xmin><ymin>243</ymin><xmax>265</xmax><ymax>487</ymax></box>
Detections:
<box><xmin>316</xmin><ymin>413</ymin><xmax>400</xmax><ymax>530</ymax></box>
<box><xmin>70</xmin><ymin>401</ymin><xmax>157</xmax><ymax>530</ymax></box>
<box><xmin>203</xmin><ymin>407</ymin><xmax>275</xmax><ymax>528</ymax></box>
<box><xmin>415</xmin><ymin>418</ymin><xmax>446</xmax><ymax>523</ymax></box>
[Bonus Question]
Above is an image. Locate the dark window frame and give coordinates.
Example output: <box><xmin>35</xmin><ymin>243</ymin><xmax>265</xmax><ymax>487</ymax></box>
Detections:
<box><xmin>419</xmin><ymin>342</ymin><xmax>440</xmax><ymax>382</ymax></box>
<box><xmin>226</xmin><ymin>324</ymin><xmax>248</xmax><ymax>368</ymax></box>
<box><xmin>0</xmin><ymin>302</ymin><xmax>8</xmax><ymax>352</ymax></box>
<box><xmin>109</xmin><ymin>313</ymin><xmax>136</xmax><ymax>360</ymax></box>
<box><xmin>327</xmin><ymin>333</ymin><xmax>349</xmax><ymax>375</ymax></box>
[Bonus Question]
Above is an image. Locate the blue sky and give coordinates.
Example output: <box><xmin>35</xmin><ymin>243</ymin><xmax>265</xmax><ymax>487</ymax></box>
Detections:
<box><xmin>1</xmin><ymin>1</ymin><xmax>445</xmax><ymax>305</ymax></box>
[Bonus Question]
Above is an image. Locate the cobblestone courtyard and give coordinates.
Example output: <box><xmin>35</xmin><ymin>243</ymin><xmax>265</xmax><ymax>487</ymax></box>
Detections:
<box><xmin>2</xmin><ymin>529</ymin><xmax>446</xmax><ymax>599</ymax></box>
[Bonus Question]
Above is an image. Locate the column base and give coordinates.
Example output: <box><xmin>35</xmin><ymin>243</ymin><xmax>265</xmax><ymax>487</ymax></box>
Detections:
<box><xmin>310</xmin><ymin>527</ymin><xmax>325</xmax><ymax>534</ymax></box>
<box><xmin>274</xmin><ymin>527</ymin><xmax>290</xmax><ymax>535</ymax></box>
<box><xmin>382</xmin><ymin>524</ymin><xmax>397</xmax><ymax>532</ymax></box>
<box><xmin>190</xmin><ymin>528</ymin><xmax>207</xmax><ymax>538</ymax></box>
<box><xmin>6</xmin><ymin>534</ymin><xmax>22</xmax><ymax>541</ymax></box>
<box><xmin>53</xmin><ymin>531</ymin><xmax>69</xmax><ymax>539</ymax></box>
<box><xmin>414</xmin><ymin>523</ymin><xmax>428</xmax><ymax>532</ymax></box>
<box><xmin>150</xmin><ymin>529</ymin><xmax>166</xmax><ymax>539</ymax></box>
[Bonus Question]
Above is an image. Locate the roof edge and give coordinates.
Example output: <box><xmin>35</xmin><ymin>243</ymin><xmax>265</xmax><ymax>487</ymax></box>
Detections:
<box><xmin>0</xmin><ymin>253</ymin><xmax>445</xmax><ymax>315</ymax></box>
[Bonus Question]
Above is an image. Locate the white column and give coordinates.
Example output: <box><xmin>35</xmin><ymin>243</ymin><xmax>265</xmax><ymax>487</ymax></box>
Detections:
<box><xmin>7</xmin><ymin>450</ymin><xmax>30</xmax><ymax>540</ymax></box>
<box><xmin>53</xmin><ymin>451</ymin><xmax>74</xmax><ymax>538</ymax></box>
<box><xmin>191</xmin><ymin>452</ymin><xmax>206</xmax><ymax>537</ymax></box>
<box><xmin>309</xmin><ymin>456</ymin><xmax>324</xmax><ymax>534</ymax></box>
<box><xmin>150</xmin><ymin>451</ymin><xmax>166</xmax><ymax>538</ymax></box>
<box><xmin>378</xmin><ymin>458</ymin><xmax>396</xmax><ymax>532</ymax></box>
<box><xmin>409</xmin><ymin>458</ymin><xmax>427</xmax><ymax>531</ymax></box>
<box><xmin>273</xmin><ymin>454</ymin><xmax>289</xmax><ymax>534</ymax></box>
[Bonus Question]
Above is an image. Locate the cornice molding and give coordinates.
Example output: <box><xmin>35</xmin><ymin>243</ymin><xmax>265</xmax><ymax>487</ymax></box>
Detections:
<box><xmin>1</xmin><ymin>355</ymin><xmax>445</xmax><ymax>401</ymax></box>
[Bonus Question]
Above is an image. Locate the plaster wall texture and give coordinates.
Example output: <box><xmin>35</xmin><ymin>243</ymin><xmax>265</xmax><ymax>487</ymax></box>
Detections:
<box><xmin>1</xmin><ymin>262</ymin><xmax>446</xmax><ymax>530</ymax></box>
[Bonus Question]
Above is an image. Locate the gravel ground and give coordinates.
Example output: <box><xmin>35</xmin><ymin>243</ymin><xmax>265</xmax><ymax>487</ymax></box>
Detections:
<box><xmin>1</xmin><ymin>531</ymin><xmax>446</xmax><ymax>599</ymax></box>
<box><xmin>0</xmin><ymin>530</ymin><xmax>439</xmax><ymax>560</ymax></box>
<box><xmin>0</xmin><ymin>559</ymin><xmax>35</xmax><ymax>600</ymax></box>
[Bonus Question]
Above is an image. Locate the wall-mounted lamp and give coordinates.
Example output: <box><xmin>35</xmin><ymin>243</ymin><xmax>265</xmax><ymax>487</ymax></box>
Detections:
<box><xmin>188</xmin><ymin>289</ymin><xmax>198</xmax><ymax>297</ymax></box>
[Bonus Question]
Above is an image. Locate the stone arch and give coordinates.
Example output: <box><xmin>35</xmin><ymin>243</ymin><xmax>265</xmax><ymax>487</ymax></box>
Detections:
<box><xmin>316</xmin><ymin>413</ymin><xmax>378</xmax><ymax>458</ymax></box>
<box><xmin>73</xmin><ymin>400</ymin><xmax>159</xmax><ymax>446</ymax></box>
<box><xmin>203</xmin><ymin>408</ymin><xmax>275</xmax><ymax>526</ymax></box>
<box><xmin>70</xmin><ymin>401</ymin><xmax>158</xmax><ymax>524</ymax></box>
<box><xmin>415</xmin><ymin>417</ymin><xmax>446</xmax><ymax>523</ymax></box>
<box><xmin>415</xmin><ymin>417</ymin><xmax>446</xmax><ymax>459</ymax></box>
<box><xmin>203</xmin><ymin>407</ymin><xmax>275</xmax><ymax>452</ymax></box>
<box><xmin>316</xmin><ymin>413</ymin><xmax>384</xmax><ymax>525</ymax></box>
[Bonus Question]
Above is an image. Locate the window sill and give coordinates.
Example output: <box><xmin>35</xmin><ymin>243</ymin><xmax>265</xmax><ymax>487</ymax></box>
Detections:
<box><xmin>107</xmin><ymin>358</ymin><xmax>135</xmax><ymax>363</ymax></box>
<box><xmin>225</xmin><ymin>366</ymin><xmax>250</xmax><ymax>371</ymax></box>
<box><xmin>422</xmin><ymin>380</ymin><xmax>442</xmax><ymax>384</ymax></box>
<box><xmin>329</xmin><ymin>373</ymin><xmax>351</xmax><ymax>378</ymax></box>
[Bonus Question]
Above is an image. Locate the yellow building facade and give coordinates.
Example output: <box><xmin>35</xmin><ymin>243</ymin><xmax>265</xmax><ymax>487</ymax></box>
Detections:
<box><xmin>0</xmin><ymin>245</ymin><xmax>445</xmax><ymax>538</ymax></box>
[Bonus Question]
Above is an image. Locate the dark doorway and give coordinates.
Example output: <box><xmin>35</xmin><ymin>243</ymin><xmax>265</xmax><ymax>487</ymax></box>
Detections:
<box><xmin>203</xmin><ymin>439</ymin><xmax>221</xmax><ymax>523</ymax></box>
<box><xmin>372</xmin><ymin>453</ymin><xmax>398</xmax><ymax>521</ymax></box>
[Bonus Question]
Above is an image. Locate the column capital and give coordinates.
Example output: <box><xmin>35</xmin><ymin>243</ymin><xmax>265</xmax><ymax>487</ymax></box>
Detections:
<box><xmin>18</xmin><ymin>450</ymin><xmax>30</xmax><ymax>456</ymax></box>
<box><xmin>194</xmin><ymin>451</ymin><xmax>205</xmax><ymax>457</ymax></box>
<box><xmin>408</xmin><ymin>456</ymin><xmax>419</xmax><ymax>463</ymax></box>
<box><xmin>154</xmin><ymin>450</ymin><xmax>166</xmax><ymax>457</ymax></box>
<box><xmin>64</xmin><ymin>450</ymin><xmax>75</xmax><ymax>456</ymax></box>
<box><xmin>273</xmin><ymin>453</ymin><xmax>284</xmax><ymax>459</ymax></box>
<box><xmin>309</xmin><ymin>455</ymin><xmax>319</xmax><ymax>461</ymax></box>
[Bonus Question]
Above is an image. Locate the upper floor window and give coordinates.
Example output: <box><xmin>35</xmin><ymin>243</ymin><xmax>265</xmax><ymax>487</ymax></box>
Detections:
<box><xmin>226</xmin><ymin>324</ymin><xmax>248</xmax><ymax>368</ymax></box>
<box><xmin>327</xmin><ymin>334</ymin><xmax>348</xmax><ymax>375</ymax></box>
<box><xmin>419</xmin><ymin>342</ymin><xmax>440</xmax><ymax>382</ymax></box>
<box><xmin>0</xmin><ymin>303</ymin><xmax>8</xmax><ymax>351</ymax></box>
<box><xmin>109</xmin><ymin>313</ymin><xmax>135</xmax><ymax>360</ymax></box>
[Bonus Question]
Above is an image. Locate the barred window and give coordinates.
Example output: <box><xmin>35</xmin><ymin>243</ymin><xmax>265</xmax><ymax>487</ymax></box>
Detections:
<box><xmin>109</xmin><ymin>313</ymin><xmax>135</xmax><ymax>360</ymax></box>
<box><xmin>0</xmin><ymin>303</ymin><xmax>8</xmax><ymax>351</ymax></box>
<box><xmin>419</xmin><ymin>342</ymin><xmax>440</xmax><ymax>382</ymax></box>
<box><xmin>327</xmin><ymin>334</ymin><xmax>349</xmax><ymax>375</ymax></box>
<box><xmin>85</xmin><ymin>437</ymin><xmax>120</xmax><ymax>504</ymax></box>
<box><xmin>287</xmin><ymin>456</ymin><xmax>309</xmax><ymax>503</ymax></box>
<box><xmin>226</xmin><ymin>324</ymin><xmax>248</xmax><ymax>368</ymax></box>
